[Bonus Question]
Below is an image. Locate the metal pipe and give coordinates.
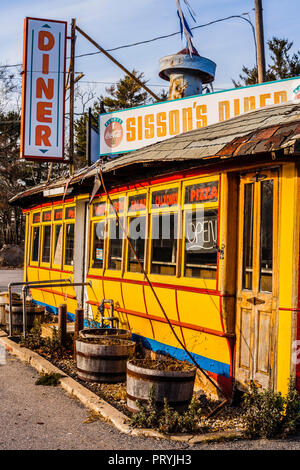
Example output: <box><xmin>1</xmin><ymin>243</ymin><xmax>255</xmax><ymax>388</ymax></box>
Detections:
<box><xmin>9</xmin><ymin>280</ymin><xmax>90</xmax><ymax>337</ymax></box>
<box><xmin>8</xmin><ymin>279</ymin><xmax>72</xmax><ymax>336</ymax></box>
<box><xmin>97</xmin><ymin>299</ymin><xmax>119</xmax><ymax>328</ymax></box>
<box><xmin>22</xmin><ymin>286</ymin><xmax>27</xmax><ymax>339</ymax></box>
<box><xmin>29</xmin><ymin>282</ymin><xmax>91</xmax><ymax>289</ymax></box>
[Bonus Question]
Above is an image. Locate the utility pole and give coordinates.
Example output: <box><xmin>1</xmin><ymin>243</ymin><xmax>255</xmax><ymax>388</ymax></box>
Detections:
<box><xmin>69</xmin><ymin>18</ymin><xmax>76</xmax><ymax>175</ymax></box>
<box><xmin>254</xmin><ymin>0</ymin><xmax>266</xmax><ymax>83</ymax></box>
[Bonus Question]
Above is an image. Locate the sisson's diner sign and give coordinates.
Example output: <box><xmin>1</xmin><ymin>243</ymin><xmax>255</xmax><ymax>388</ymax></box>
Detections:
<box><xmin>99</xmin><ymin>76</ymin><xmax>300</xmax><ymax>157</ymax></box>
<box><xmin>20</xmin><ymin>17</ymin><xmax>67</xmax><ymax>161</ymax></box>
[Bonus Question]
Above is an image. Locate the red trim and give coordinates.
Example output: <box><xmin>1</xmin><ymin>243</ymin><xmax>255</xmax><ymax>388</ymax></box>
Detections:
<box><xmin>96</xmin><ymin>169</ymin><xmax>221</xmax><ymax>199</ymax></box>
<box><xmin>216</xmin><ymin>175</ymin><xmax>221</xmax><ymax>292</ymax></box>
<box><xmin>28</xmin><ymin>264</ymin><xmax>73</xmax><ymax>274</ymax></box>
<box><xmin>24</xmin><ymin>198</ymin><xmax>74</xmax><ymax>212</ymax></box>
<box><xmin>85</xmin><ymin>300</ymin><xmax>234</xmax><ymax>339</ymax></box>
<box><xmin>86</xmin><ymin>273</ymin><xmax>220</xmax><ymax>296</ymax></box>
<box><xmin>279</xmin><ymin>307</ymin><xmax>300</xmax><ymax>312</ymax></box>
<box><xmin>32</xmin><ymin>287</ymin><xmax>76</xmax><ymax>300</ymax></box>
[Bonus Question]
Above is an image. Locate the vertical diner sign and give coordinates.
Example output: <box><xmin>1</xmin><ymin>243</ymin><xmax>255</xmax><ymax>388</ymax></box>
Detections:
<box><xmin>20</xmin><ymin>18</ymin><xmax>67</xmax><ymax>161</ymax></box>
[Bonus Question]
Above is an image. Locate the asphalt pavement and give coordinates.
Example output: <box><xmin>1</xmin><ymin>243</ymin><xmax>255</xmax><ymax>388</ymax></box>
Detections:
<box><xmin>0</xmin><ymin>269</ymin><xmax>24</xmax><ymax>293</ymax></box>
<box><xmin>1</xmin><ymin>352</ymin><xmax>300</xmax><ymax>451</ymax></box>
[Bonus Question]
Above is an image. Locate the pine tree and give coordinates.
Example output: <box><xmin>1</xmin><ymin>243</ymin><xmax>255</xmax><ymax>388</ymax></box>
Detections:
<box><xmin>101</xmin><ymin>70</ymin><xmax>148</xmax><ymax>112</ymax></box>
<box><xmin>233</xmin><ymin>37</ymin><xmax>300</xmax><ymax>87</ymax></box>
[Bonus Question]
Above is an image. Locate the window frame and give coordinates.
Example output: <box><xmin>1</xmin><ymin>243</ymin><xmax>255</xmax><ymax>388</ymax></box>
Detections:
<box><xmin>89</xmin><ymin>198</ymin><xmax>107</xmax><ymax>273</ymax></box>
<box><xmin>181</xmin><ymin>175</ymin><xmax>220</xmax><ymax>288</ymax></box>
<box><xmin>63</xmin><ymin>204</ymin><xmax>76</xmax><ymax>271</ymax></box>
<box><xmin>148</xmin><ymin>182</ymin><xmax>181</xmax><ymax>278</ymax></box>
<box><xmin>106</xmin><ymin>196</ymin><xmax>126</xmax><ymax>274</ymax></box>
<box><xmin>30</xmin><ymin>211</ymin><xmax>41</xmax><ymax>266</ymax></box>
<box><xmin>125</xmin><ymin>189</ymin><xmax>148</xmax><ymax>276</ymax></box>
<box><xmin>51</xmin><ymin>206</ymin><xmax>64</xmax><ymax>270</ymax></box>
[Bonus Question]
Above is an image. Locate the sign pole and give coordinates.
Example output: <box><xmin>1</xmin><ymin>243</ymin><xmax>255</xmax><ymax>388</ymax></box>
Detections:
<box><xmin>254</xmin><ymin>0</ymin><xmax>266</xmax><ymax>83</ymax></box>
<box><xmin>86</xmin><ymin>107</ymin><xmax>92</xmax><ymax>166</ymax></box>
<box><xmin>69</xmin><ymin>18</ymin><xmax>76</xmax><ymax>175</ymax></box>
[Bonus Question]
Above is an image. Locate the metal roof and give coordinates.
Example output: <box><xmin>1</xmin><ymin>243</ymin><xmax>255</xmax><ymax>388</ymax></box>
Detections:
<box><xmin>10</xmin><ymin>100</ymin><xmax>300</xmax><ymax>205</ymax></box>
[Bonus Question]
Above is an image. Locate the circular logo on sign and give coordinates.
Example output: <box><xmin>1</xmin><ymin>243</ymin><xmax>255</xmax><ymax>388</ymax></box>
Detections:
<box><xmin>104</xmin><ymin>120</ymin><xmax>123</xmax><ymax>148</ymax></box>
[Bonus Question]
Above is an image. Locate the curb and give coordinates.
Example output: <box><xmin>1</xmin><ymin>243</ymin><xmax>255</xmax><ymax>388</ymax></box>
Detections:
<box><xmin>0</xmin><ymin>330</ymin><xmax>244</xmax><ymax>444</ymax></box>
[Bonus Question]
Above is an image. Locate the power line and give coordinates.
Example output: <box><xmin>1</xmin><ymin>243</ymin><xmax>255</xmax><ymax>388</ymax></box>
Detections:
<box><xmin>0</xmin><ymin>13</ymin><xmax>257</xmax><ymax>69</ymax></box>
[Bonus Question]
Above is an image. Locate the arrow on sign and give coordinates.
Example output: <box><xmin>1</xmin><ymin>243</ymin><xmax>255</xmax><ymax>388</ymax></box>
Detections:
<box><xmin>39</xmin><ymin>149</ymin><xmax>49</xmax><ymax>154</ymax></box>
<box><xmin>42</xmin><ymin>24</ymin><xmax>51</xmax><ymax>28</ymax></box>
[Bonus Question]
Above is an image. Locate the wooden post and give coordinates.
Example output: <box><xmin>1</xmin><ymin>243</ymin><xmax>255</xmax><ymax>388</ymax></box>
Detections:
<box><xmin>58</xmin><ymin>303</ymin><xmax>67</xmax><ymax>347</ymax></box>
<box><xmin>69</xmin><ymin>18</ymin><xmax>76</xmax><ymax>175</ymax></box>
<box><xmin>74</xmin><ymin>308</ymin><xmax>84</xmax><ymax>359</ymax></box>
<box><xmin>254</xmin><ymin>0</ymin><xmax>266</xmax><ymax>83</ymax></box>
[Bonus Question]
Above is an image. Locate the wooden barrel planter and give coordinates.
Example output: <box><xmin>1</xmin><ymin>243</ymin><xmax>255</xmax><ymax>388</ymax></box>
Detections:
<box><xmin>126</xmin><ymin>359</ymin><xmax>196</xmax><ymax>413</ymax></box>
<box><xmin>76</xmin><ymin>337</ymin><xmax>135</xmax><ymax>383</ymax></box>
<box><xmin>4</xmin><ymin>304</ymin><xmax>45</xmax><ymax>334</ymax></box>
<box><xmin>79</xmin><ymin>328</ymin><xmax>131</xmax><ymax>340</ymax></box>
<box><xmin>0</xmin><ymin>293</ymin><xmax>20</xmax><ymax>326</ymax></box>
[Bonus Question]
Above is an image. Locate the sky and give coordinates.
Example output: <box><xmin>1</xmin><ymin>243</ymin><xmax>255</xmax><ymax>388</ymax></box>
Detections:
<box><xmin>1</xmin><ymin>0</ymin><xmax>300</xmax><ymax>112</ymax></box>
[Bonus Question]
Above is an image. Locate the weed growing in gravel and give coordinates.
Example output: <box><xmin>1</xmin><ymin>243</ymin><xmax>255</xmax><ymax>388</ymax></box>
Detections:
<box><xmin>20</xmin><ymin>318</ymin><xmax>72</xmax><ymax>360</ymax></box>
<box><xmin>243</xmin><ymin>378</ymin><xmax>300</xmax><ymax>439</ymax></box>
<box><xmin>35</xmin><ymin>372</ymin><xmax>61</xmax><ymax>386</ymax></box>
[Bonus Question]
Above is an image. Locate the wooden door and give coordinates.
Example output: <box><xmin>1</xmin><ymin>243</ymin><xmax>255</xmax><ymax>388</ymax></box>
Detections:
<box><xmin>235</xmin><ymin>170</ymin><xmax>278</xmax><ymax>390</ymax></box>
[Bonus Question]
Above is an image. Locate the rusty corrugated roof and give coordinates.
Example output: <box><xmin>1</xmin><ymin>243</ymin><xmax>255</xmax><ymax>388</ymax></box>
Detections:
<box><xmin>10</xmin><ymin>100</ymin><xmax>300</xmax><ymax>204</ymax></box>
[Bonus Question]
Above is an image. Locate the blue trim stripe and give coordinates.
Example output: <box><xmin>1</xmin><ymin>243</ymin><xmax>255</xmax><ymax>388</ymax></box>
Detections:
<box><xmin>32</xmin><ymin>300</ymin><xmax>230</xmax><ymax>378</ymax></box>
<box><xmin>131</xmin><ymin>334</ymin><xmax>231</xmax><ymax>378</ymax></box>
<box><xmin>32</xmin><ymin>299</ymin><xmax>74</xmax><ymax>322</ymax></box>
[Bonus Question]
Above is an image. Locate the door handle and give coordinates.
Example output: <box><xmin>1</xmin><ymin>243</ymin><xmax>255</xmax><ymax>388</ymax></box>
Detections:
<box><xmin>246</xmin><ymin>297</ymin><xmax>265</xmax><ymax>305</ymax></box>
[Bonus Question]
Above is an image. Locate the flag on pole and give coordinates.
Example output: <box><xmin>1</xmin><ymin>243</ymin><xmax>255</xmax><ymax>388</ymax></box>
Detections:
<box><xmin>176</xmin><ymin>0</ymin><xmax>197</xmax><ymax>56</ymax></box>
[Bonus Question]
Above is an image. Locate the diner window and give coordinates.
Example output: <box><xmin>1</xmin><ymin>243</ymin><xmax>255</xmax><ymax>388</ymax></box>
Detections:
<box><xmin>31</xmin><ymin>226</ymin><xmax>40</xmax><ymax>262</ymax></box>
<box><xmin>108</xmin><ymin>218</ymin><xmax>123</xmax><ymax>270</ymax></box>
<box><xmin>53</xmin><ymin>224</ymin><xmax>63</xmax><ymax>266</ymax></box>
<box><xmin>259</xmin><ymin>180</ymin><xmax>273</xmax><ymax>292</ymax></box>
<box><xmin>64</xmin><ymin>223</ymin><xmax>75</xmax><ymax>266</ymax></box>
<box><xmin>242</xmin><ymin>183</ymin><xmax>254</xmax><ymax>290</ymax></box>
<box><xmin>184</xmin><ymin>209</ymin><xmax>218</xmax><ymax>279</ymax></box>
<box><xmin>41</xmin><ymin>225</ymin><xmax>51</xmax><ymax>263</ymax></box>
<box><xmin>92</xmin><ymin>221</ymin><xmax>105</xmax><ymax>269</ymax></box>
<box><xmin>127</xmin><ymin>216</ymin><xmax>146</xmax><ymax>273</ymax></box>
<box><xmin>151</xmin><ymin>213</ymin><xmax>178</xmax><ymax>275</ymax></box>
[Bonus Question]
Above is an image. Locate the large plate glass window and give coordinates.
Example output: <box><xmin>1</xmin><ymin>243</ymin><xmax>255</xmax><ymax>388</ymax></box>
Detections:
<box><xmin>150</xmin><ymin>187</ymin><xmax>179</xmax><ymax>276</ymax></box>
<box><xmin>53</xmin><ymin>223</ymin><xmax>63</xmax><ymax>266</ymax></box>
<box><xmin>183</xmin><ymin>180</ymin><xmax>219</xmax><ymax>279</ymax></box>
<box><xmin>41</xmin><ymin>225</ymin><xmax>51</xmax><ymax>263</ymax></box>
<box><xmin>184</xmin><ymin>209</ymin><xmax>218</xmax><ymax>279</ymax></box>
<box><xmin>64</xmin><ymin>223</ymin><xmax>75</xmax><ymax>266</ymax></box>
<box><xmin>31</xmin><ymin>226</ymin><xmax>40</xmax><ymax>262</ymax></box>
<box><xmin>92</xmin><ymin>221</ymin><xmax>105</xmax><ymax>269</ymax></box>
<box><xmin>107</xmin><ymin>197</ymin><xmax>125</xmax><ymax>271</ymax></box>
<box><xmin>127</xmin><ymin>216</ymin><xmax>146</xmax><ymax>273</ymax></box>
